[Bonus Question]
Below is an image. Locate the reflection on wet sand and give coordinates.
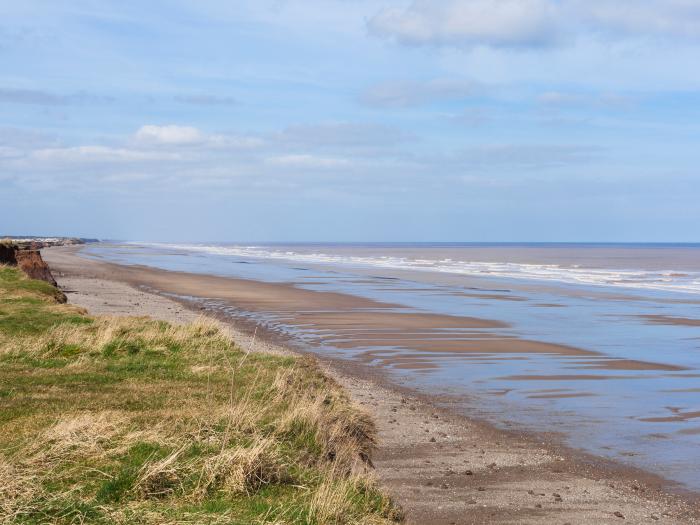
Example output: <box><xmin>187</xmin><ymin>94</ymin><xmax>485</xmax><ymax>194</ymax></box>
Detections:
<box><xmin>640</xmin><ymin>409</ymin><xmax>700</xmax><ymax>423</ymax></box>
<box><xmin>526</xmin><ymin>392</ymin><xmax>598</xmax><ymax>399</ymax></box>
<box><xmin>496</xmin><ymin>374</ymin><xmax>642</xmax><ymax>381</ymax></box>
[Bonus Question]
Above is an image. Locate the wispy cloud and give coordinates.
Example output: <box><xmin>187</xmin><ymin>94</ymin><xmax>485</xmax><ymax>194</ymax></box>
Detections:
<box><xmin>360</xmin><ymin>78</ymin><xmax>478</xmax><ymax>108</ymax></box>
<box><xmin>29</xmin><ymin>146</ymin><xmax>182</xmax><ymax>165</ymax></box>
<box><xmin>450</xmin><ymin>144</ymin><xmax>604</xmax><ymax>170</ymax></box>
<box><xmin>175</xmin><ymin>94</ymin><xmax>237</xmax><ymax>106</ymax></box>
<box><xmin>0</xmin><ymin>87</ymin><xmax>112</xmax><ymax>106</ymax></box>
<box><xmin>368</xmin><ymin>0</ymin><xmax>562</xmax><ymax>49</ymax></box>
<box><xmin>0</xmin><ymin>88</ymin><xmax>69</xmax><ymax>106</ymax></box>
<box><xmin>276</xmin><ymin>122</ymin><xmax>413</xmax><ymax>151</ymax></box>
<box><xmin>537</xmin><ymin>91</ymin><xmax>636</xmax><ymax>110</ymax></box>
<box><xmin>265</xmin><ymin>154</ymin><xmax>350</xmax><ymax>169</ymax></box>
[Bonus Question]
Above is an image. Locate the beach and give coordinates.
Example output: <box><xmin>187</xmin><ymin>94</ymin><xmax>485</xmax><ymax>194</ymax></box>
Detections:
<box><xmin>43</xmin><ymin>245</ymin><xmax>700</xmax><ymax>524</ymax></box>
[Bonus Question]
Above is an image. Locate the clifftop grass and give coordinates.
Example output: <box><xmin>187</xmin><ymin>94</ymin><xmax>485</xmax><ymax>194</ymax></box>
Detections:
<box><xmin>0</xmin><ymin>266</ymin><xmax>402</xmax><ymax>524</ymax></box>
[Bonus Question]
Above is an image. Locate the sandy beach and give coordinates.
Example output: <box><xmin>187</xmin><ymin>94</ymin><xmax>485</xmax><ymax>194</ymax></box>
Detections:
<box><xmin>40</xmin><ymin>245</ymin><xmax>700</xmax><ymax>524</ymax></box>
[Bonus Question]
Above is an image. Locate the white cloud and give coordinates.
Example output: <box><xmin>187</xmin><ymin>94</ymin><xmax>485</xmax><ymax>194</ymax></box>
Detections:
<box><xmin>206</xmin><ymin>134</ymin><xmax>265</xmax><ymax>149</ymax></box>
<box><xmin>134</xmin><ymin>125</ymin><xmax>204</xmax><ymax>145</ymax></box>
<box><xmin>133</xmin><ymin>124</ymin><xmax>263</xmax><ymax>150</ymax></box>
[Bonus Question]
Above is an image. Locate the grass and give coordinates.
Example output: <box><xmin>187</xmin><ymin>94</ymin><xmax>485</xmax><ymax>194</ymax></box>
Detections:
<box><xmin>0</xmin><ymin>265</ymin><xmax>403</xmax><ymax>524</ymax></box>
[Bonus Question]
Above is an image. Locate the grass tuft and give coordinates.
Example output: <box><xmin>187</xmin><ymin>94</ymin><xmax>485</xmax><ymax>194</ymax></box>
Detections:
<box><xmin>0</xmin><ymin>266</ymin><xmax>402</xmax><ymax>524</ymax></box>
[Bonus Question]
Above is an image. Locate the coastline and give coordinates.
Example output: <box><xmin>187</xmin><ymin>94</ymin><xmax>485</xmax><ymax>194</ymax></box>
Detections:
<box><xmin>44</xmin><ymin>245</ymin><xmax>700</xmax><ymax>524</ymax></box>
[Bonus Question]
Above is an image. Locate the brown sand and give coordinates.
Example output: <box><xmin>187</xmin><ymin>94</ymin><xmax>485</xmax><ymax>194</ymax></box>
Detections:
<box><xmin>43</xmin><ymin>246</ymin><xmax>700</xmax><ymax>524</ymax></box>
<box><xmin>640</xmin><ymin>315</ymin><xmax>700</xmax><ymax>327</ymax></box>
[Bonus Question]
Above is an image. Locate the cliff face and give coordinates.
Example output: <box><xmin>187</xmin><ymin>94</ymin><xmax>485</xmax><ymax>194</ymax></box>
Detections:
<box><xmin>0</xmin><ymin>243</ymin><xmax>64</xmax><ymax>301</ymax></box>
<box><xmin>15</xmin><ymin>250</ymin><xmax>59</xmax><ymax>287</ymax></box>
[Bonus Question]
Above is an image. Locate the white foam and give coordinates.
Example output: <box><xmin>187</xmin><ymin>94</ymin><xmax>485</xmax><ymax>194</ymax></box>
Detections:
<box><xmin>132</xmin><ymin>243</ymin><xmax>700</xmax><ymax>295</ymax></box>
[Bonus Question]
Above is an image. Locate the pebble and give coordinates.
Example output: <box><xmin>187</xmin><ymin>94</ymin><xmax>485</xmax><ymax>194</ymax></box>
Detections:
<box><xmin>613</xmin><ymin>511</ymin><xmax>625</xmax><ymax>519</ymax></box>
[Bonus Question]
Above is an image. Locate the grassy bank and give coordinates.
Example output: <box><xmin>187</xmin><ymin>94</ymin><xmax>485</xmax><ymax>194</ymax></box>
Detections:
<box><xmin>0</xmin><ymin>265</ymin><xmax>402</xmax><ymax>524</ymax></box>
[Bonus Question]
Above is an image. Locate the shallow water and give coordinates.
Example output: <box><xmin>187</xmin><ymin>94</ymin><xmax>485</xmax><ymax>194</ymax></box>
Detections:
<box><xmin>84</xmin><ymin>242</ymin><xmax>700</xmax><ymax>491</ymax></box>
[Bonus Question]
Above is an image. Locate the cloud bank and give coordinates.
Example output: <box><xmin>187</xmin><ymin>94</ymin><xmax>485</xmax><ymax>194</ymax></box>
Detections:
<box><xmin>368</xmin><ymin>0</ymin><xmax>700</xmax><ymax>49</ymax></box>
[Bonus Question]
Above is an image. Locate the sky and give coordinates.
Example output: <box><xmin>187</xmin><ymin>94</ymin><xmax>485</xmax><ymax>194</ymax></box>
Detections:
<box><xmin>2</xmin><ymin>0</ymin><xmax>699</xmax><ymax>242</ymax></box>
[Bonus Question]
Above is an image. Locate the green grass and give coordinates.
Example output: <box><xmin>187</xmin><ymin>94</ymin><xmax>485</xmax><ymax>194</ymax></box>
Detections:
<box><xmin>0</xmin><ymin>266</ymin><xmax>402</xmax><ymax>524</ymax></box>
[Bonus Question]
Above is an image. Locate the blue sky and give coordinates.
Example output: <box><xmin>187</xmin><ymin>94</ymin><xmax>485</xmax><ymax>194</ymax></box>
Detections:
<box><xmin>2</xmin><ymin>0</ymin><xmax>699</xmax><ymax>241</ymax></box>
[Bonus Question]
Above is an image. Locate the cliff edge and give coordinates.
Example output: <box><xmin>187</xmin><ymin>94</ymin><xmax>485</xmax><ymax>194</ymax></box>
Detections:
<box><xmin>0</xmin><ymin>241</ymin><xmax>65</xmax><ymax>300</ymax></box>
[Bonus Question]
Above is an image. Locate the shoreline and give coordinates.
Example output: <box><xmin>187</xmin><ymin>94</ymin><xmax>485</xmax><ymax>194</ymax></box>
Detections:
<box><xmin>43</xmin><ymin>245</ymin><xmax>700</xmax><ymax>524</ymax></box>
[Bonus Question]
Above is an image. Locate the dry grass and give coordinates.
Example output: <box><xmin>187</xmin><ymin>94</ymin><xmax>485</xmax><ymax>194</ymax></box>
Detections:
<box><xmin>0</xmin><ymin>266</ymin><xmax>402</xmax><ymax>524</ymax></box>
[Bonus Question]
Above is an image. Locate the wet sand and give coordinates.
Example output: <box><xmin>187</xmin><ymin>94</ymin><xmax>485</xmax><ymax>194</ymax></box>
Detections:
<box><xmin>640</xmin><ymin>315</ymin><xmax>700</xmax><ymax>327</ymax></box>
<box><xmin>45</xmin><ymin>247</ymin><xmax>682</xmax><ymax>374</ymax></box>
<box><xmin>42</xmin><ymin>245</ymin><xmax>700</xmax><ymax>524</ymax></box>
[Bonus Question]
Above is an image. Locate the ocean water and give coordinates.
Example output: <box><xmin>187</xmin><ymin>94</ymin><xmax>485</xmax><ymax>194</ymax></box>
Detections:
<box><xmin>83</xmin><ymin>242</ymin><xmax>700</xmax><ymax>490</ymax></box>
